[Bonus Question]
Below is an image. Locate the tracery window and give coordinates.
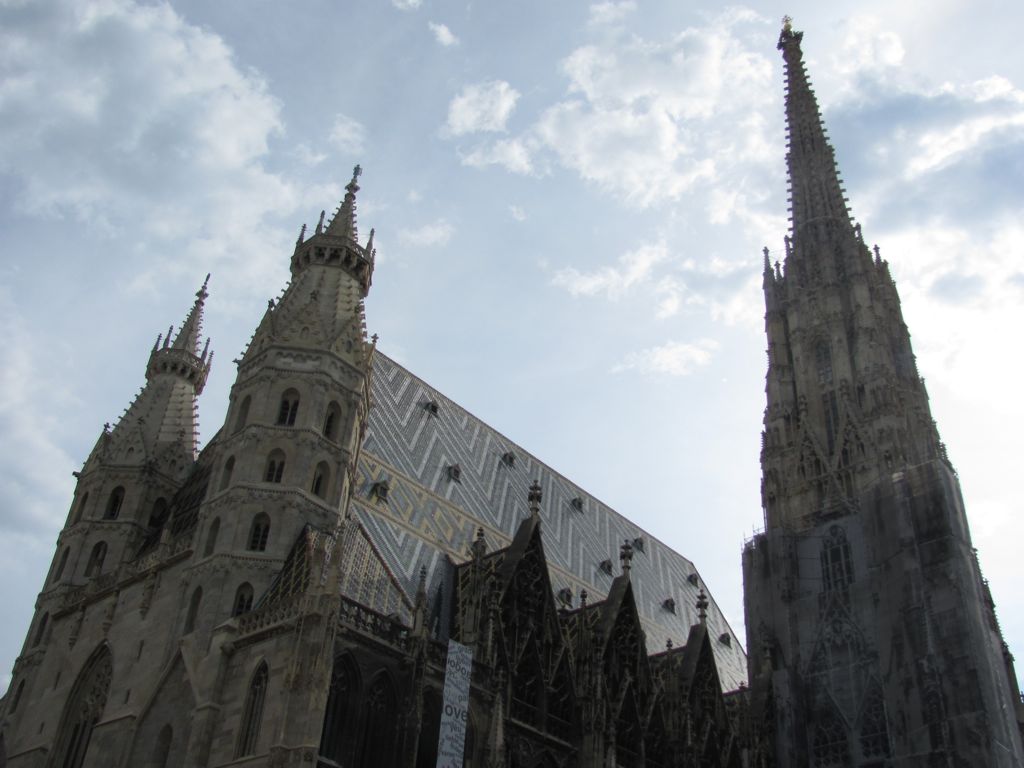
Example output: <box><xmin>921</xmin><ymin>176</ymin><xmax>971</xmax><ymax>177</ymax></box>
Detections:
<box><xmin>264</xmin><ymin>450</ymin><xmax>285</xmax><ymax>483</ymax></box>
<box><xmin>104</xmin><ymin>486</ymin><xmax>125</xmax><ymax>520</ymax></box>
<box><xmin>357</xmin><ymin>674</ymin><xmax>397</xmax><ymax>768</ymax></box>
<box><xmin>276</xmin><ymin>389</ymin><xmax>300</xmax><ymax>426</ymax></box>
<box><xmin>53</xmin><ymin>645</ymin><xmax>113</xmax><ymax>768</ymax></box>
<box><xmin>84</xmin><ymin>541</ymin><xmax>107</xmax><ymax>578</ymax></box>
<box><xmin>236</xmin><ymin>662</ymin><xmax>268</xmax><ymax>757</ymax></box>
<box><xmin>815</xmin><ymin>341</ymin><xmax>833</xmax><ymax>386</ymax></box>
<box><xmin>821</xmin><ymin>526</ymin><xmax>854</xmax><ymax>595</ymax></box>
<box><xmin>859</xmin><ymin>683</ymin><xmax>891</xmax><ymax>759</ymax></box>
<box><xmin>811</xmin><ymin>705</ymin><xmax>849</xmax><ymax>767</ymax></box>
<box><xmin>319</xmin><ymin>655</ymin><xmax>360</xmax><ymax>765</ymax></box>
<box><xmin>248</xmin><ymin>514</ymin><xmax>271</xmax><ymax>552</ymax></box>
<box><xmin>233</xmin><ymin>583</ymin><xmax>254</xmax><ymax>616</ymax></box>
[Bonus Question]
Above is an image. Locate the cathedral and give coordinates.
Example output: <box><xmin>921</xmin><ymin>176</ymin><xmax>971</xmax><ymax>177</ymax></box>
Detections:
<box><xmin>0</xmin><ymin>21</ymin><xmax>1021</xmax><ymax>768</ymax></box>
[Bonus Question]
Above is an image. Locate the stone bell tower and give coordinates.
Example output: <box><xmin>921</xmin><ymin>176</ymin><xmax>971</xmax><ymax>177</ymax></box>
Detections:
<box><xmin>742</xmin><ymin>19</ymin><xmax>1024</xmax><ymax>768</ymax></box>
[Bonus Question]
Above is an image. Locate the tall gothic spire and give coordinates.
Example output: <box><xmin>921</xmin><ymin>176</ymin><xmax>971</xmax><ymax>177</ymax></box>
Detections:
<box><xmin>325</xmin><ymin>165</ymin><xmax>362</xmax><ymax>242</ymax></box>
<box><xmin>170</xmin><ymin>273</ymin><xmax>210</xmax><ymax>355</ymax></box>
<box><xmin>778</xmin><ymin>18</ymin><xmax>855</xmax><ymax>243</ymax></box>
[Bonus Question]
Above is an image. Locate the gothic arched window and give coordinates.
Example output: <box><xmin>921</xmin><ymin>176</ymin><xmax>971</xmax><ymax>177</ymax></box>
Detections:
<box><xmin>73</xmin><ymin>492</ymin><xmax>89</xmax><ymax>524</ymax></box>
<box><xmin>236</xmin><ymin>662</ymin><xmax>269</xmax><ymax>757</ymax></box>
<box><xmin>319</xmin><ymin>655</ymin><xmax>361</xmax><ymax>765</ymax></box>
<box><xmin>821</xmin><ymin>525</ymin><xmax>854</xmax><ymax>595</ymax></box>
<box><xmin>248</xmin><ymin>514</ymin><xmax>271</xmax><ymax>552</ymax></box>
<box><xmin>84</xmin><ymin>541</ymin><xmax>107</xmax><ymax>578</ymax></box>
<box><xmin>311</xmin><ymin>462</ymin><xmax>330</xmax><ymax>499</ymax></box>
<box><xmin>234</xmin><ymin>395</ymin><xmax>251</xmax><ymax>433</ymax></box>
<box><xmin>53</xmin><ymin>546</ymin><xmax>70</xmax><ymax>583</ymax></box>
<box><xmin>815</xmin><ymin>340</ymin><xmax>833</xmax><ymax>385</ymax></box>
<box><xmin>323</xmin><ymin>401</ymin><xmax>342</xmax><ymax>441</ymax></box>
<box><xmin>264</xmin><ymin>450</ymin><xmax>285</xmax><ymax>483</ymax></box>
<box><xmin>811</xmin><ymin>704</ymin><xmax>849</xmax><ymax>767</ymax></box>
<box><xmin>276</xmin><ymin>389</ymin><xmax>300</xmax><ymax>426</ymax></box>
<box><xmin>33</xmin><ymin>613</ymin><xmax>49</xmax><ymax>647</ymax></box>
<box><xmin>233</xmin><ymin>583</ymin><xmax>254</xmax><ymax>616</ymax></box>
<box><xmin>104</xmin><ymin>486</ymin><xmax>125</xmax><ymax>520</ymax></box>
<box><xmin>358</xmin><ymin>674</ymin><xmax>397</xmax><ymax>768</ymax></box>
<box><xmin>184</xmin><ymin>587</ymin><xmax>202</xmax><ymax>634</ymax></box>
<box><xmin>220</xmin><ymin>456</ymin><xmax>235</xmax><ymax>491</ymax></box>
<box><xmin>204</xmin><ymin>518</ymin><xmax>220</xmax><ymax>557</ymax></box>
<box><xmin>53</xmin><ymin>645</ymin><xmax>113</xmax><ymax>768</ymax></box>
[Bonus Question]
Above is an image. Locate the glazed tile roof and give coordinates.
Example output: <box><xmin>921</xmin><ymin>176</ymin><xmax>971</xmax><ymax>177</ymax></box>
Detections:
<box><xmin>353</xmin><ymin>352</ymin><xmax>748</xmax><ymax>690</ymax></box>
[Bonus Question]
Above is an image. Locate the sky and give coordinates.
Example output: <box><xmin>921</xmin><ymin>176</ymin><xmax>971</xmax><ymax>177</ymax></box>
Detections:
<box><xmin>1</xmin><ymin>0</ymin><xmax>1023</xmax><ymax>695</ymax></box>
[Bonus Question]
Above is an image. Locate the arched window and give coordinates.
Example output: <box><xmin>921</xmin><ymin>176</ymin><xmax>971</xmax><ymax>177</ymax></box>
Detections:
<box><xmin>236</xmin><ymin>662</ymin><xmax>269</xmax><ymax>757</ymax></box>
<box><xmin>9</xmin><ymin>680</ymin><xmax>24</xmax><ymax>713</ymax></box>
<box><xmin>53</xmin><ymin>547</ymin><xmax>70</xmax><ymax>583</ymax></box>
<box><xmin>84</xmin><ymin>542</ymin><xmax>107</xmax><ymax>578</ymax></box>
<box><xmin>153</xmin><ymin>724</ymin><xmax>173</xmax><ymax>768</ymax></box>
<box><xmin>234</xmin><ymin>395</ymin><xmax>251</xmax><ymax>433</ymax></box>
<box><xmin>53</xmin><ymin>644</ymin><xmax>113</xmax><ymax>768</ymax></box>
<box><xmin>104</xmin><ymin>487</ymin><xmax>125</xmax><ymax>520</ymax></box>
<box><xmin>204</xmin><ymin>518</ymin><xmax>220</xmax><ymax>557</ymax></box>
<box><xmin>248</xmin><ymin>514</ymin><xmax>271</xmax><ymax>552</ymax></box>
<box><xmin>323</xmin><ymin>401</ymin><xmax>342</xmax><ymax>441</ymax></box>
<box><xmin>264</xmin><ymin>450</ymin><xmax>285</xmax><ymax>483</ymax></box>
<box><xmin>815</xmin><ymin>340</ymin><xmax>833</xmax><ymax>386</ymax></box>
<box><xmin>311</xmin><ymin>462</ymin><xmax>330</xmax><ymax>499</ymax></box>
<box><xmin>184</xmin><ymin>587</ymin><xmax>202</xmax><ymax>634</ymax></box>
<box><xmin>148</xmin><ymin>498</ymin><xmax>168</xmax><ymax>528</ymax></box>
<box><xmin>358</xmin><ymin>674</ymin><xmax>397</xmax><ymax>767</ymax></box>
<box><xmin>276</xmin><ymin>389</ymin><xmax>300</xmax><ymax>427</ymax></box>
<box><xmin>33</xmin><ymin>613</ymin><xmax>49</xmax><ymax>647</ymax></box>
<box><xmin>320</xmin><ymin>655</ymin><xmax>360</xmax><ymax>765</ymax></box>
<box><xmin>73</xmin><ymin>492</ymin><xmax>89</xmax><ymax>524</ymax></box>
<box><xmin>233</xmin><ymin>583</ymin><xmax>254</xmax><ymax>616</ymax></box>
<box><xmin>220</xmin><ymin>456</ymin><xmax>235</xmax><ymax>491</ymax></box>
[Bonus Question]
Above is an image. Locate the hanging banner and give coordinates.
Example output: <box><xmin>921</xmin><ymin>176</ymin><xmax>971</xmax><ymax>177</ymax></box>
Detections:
<box><xmin>436</xmin><ymin>639</ymin><xmax>474</xmax><ymax>768</ymax></box>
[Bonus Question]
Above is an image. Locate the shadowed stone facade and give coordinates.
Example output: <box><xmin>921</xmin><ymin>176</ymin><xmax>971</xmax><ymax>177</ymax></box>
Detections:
<box><xmin>741</xmin><ymin>20</ymin><xmax>1024</xmax><ymax>768</ymax></box>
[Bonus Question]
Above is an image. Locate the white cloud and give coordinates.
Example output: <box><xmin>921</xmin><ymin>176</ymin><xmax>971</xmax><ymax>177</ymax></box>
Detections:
<box><xmin>0</xmin><ymin>0</ymin><xmax>306</xmax><ymax>299</ymax></box>
<box><xmin>509</xmin><ymin>205</ymin><xmax>526</xmax><ymax>221</ymax></box>
<box><xmin>293</xmin><ymin>143</ymin><xmax>327</xmax><ymax>166</ymax></box>
<box><xmin>461</xmin><ymin>138</ymin><xmax>534</xmax><ymax>174</ymax></box>
<box><xmin>588</xmin><ymin>1</ymin><xmax>636</xmax><ymax>26</ymax></box>
<box><xmin>398</xmin><ymin>219</ymin><xmax>454</xmax><ymax>247</ymax></box>
<box><xmin>446</xmin><ymin>81</ymin><xmax>520</xmax><ymax>135</ymax></box>
<box><xmin>832</xmin><ymin>15</ymin><xmax>905</xmax><ymax>78</ymax></box>
<box><xmin>329</xmin><ymin>114</ymin><xmax>367</xmax><ymax>155</ymax></box>
<box><xmin>429</xmin><ymin>22</ymin><xmax>459</xmax><ymax>47</ymax></box>
<box><xmin>613</xmin><ymin>339</ymin><xmax>718</xmax><ymax>376</ymax></box>
<box><xmin>551</xmin><ymin>242</ymin><xmax>668</xmax><ymax>300</ymax></box>
<box><xmin>392</xmin><ymin>0</ymin><xmax>422</xmax><ymax>9</ymax></box>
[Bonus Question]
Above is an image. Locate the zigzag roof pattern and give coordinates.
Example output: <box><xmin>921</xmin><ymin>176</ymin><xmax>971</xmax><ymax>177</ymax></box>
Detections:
<box><xmin>354</xmin><ymin>352</ymin><xmax>748</xmax><ymax>690</ymax></box>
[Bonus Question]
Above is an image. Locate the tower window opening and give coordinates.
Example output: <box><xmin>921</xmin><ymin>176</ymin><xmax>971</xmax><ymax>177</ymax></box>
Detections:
<box><xmin>73</xmin><ymin>492</ymin><xmax>89</xmax><ymax>524</ymax></box>
<box><xmin>234</xmin><ymin>395</ymin><xmax>251</xmax><ymax>433</ymax></box>
<box><xmin>264</xmin><ymin>451</ymin><xmax>285</xmax><ymax>483</ymax></box>
<box><xmin>33</xmin><ymin>613</ymin><xmax>50</xmax><ymax>647</ymax></box>
<box><xmin>53</xmin><ymin>546</ymin><xmax>70</xmax><ymax>582</ymax></box>
<box><xmin>221</xmin><ymin>456</ymin><xmax>236</xmax><ymax>491</ymax></box>
<box><xmin>323</xmin><ymin>402</ymin><xmax>342</xmax><ymax>441</ymax></box>
<box><xmin>204</xmin><ymin>518</ymin><xmax>220</xmax><ymax>557</ymax></box>
<box><xmin>104</xmin><ymin>486</ymin><xmax>125</xmax><ymax>520</ymax></box>
<box><xmin>84</xmin><ymin>541</ymin><xmax>107</xmax><ymax>578</ymax></box>
<box><xmin>371</xmin><ymin>480</ymin><xmax>390</xmax><ymax>503</ymax></box>
<box><xmin>148</xmin><ymin>497</ymin><xmax>168</xmax><ymax>528</ymax></box>
<box><xmin>248</xmin><ymin>514</ymin><xmax>271</xmax><ymax>552</ymax></box>
<box><xmin>276</xmin><ymin>389</ymin><xmax>300</xmax><ymax>426</ymax></box>
<box><xmin>311</xmin><ymin>462</ymin><xmax>330</xmax><ymax>498</ymax></box>
<box><xmin>233</xmin><ymin>583</ymin><xmax>254</xmax><ymax>616</ymax></box>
